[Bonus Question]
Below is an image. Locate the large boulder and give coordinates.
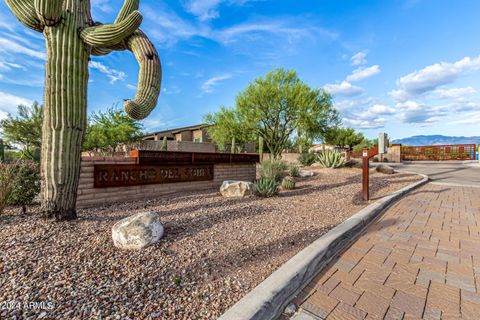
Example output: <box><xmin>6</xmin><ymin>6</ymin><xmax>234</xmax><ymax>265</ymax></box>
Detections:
<box><xmin>376</xmin><ymin>164</ymin><xmax>395</xmax><ymax>174</ymax></box>
<box><xmin>112</xmin><ymin>211</ymin><xmax>164</xmax><ymax>250</ymax></box>
<box><xmin>220</xmin><ymin>181</ymin><xmax>253</xmax><ymax>198</ymax></box>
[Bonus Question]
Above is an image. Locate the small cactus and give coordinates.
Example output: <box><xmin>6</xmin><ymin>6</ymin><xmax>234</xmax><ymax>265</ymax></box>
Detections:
<box><xmin>316</xmin><ymin>150</ymin><xmax>346</xmax><ymax>168</ymax></box>
<box><xmin>161</xmin><ymin>136</ymin><xmax>168</xmax><ymax>151</ymax></box>
<box><xmin>253</xmin><ymin>178</ymin><xmax>279</xmax><ymax>197</ymax></box>
<box><xmin>281</xmin><ymin>177</ymin><xmax>296</xmax><ymax>190</ymax></box>
<box><xmin>288</xmin><ymin>163</ymin><xmax>300</xmax><ymax>177</ymax></box>
<box><xmin>258</xmin><ymin>136</ymin><xmax>264</xmax><ymax>161</ymax></box>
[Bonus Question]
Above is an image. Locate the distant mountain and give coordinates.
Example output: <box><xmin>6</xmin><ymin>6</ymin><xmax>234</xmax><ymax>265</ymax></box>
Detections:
<box><xmin>391</xmin><ymin>135</ymin><xmax>480</xmax><ymax>146</ymax></box>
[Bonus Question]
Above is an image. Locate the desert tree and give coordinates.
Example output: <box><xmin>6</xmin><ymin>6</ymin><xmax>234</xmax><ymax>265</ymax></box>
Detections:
<box><xmin>324</xmin><ymin>127</ymin><xmax>365</xmax><ymax>150</ymax></box>
<box><xmin>236</xmin><ymin>68</ymin><xmax>338</xmax><ymax>159</ymax></box>
<box><xmin>5</xmin><ymin>0</ymin><xmax>161</xmax><ymax>220</ymax></box>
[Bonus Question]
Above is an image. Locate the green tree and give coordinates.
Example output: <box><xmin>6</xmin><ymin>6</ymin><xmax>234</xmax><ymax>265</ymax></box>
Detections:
<box><xmin>204</xmin><ymin>107</ymin><xmax>253</xmax><ymax>152</ymax></box>
<box><xmin>236</xmin><ymin>68</ymin><xmax>339</xmax><ymax>159</ymax></box>
<box><xmin>83</xmin><ymin>108</ymin><xmax>144</xmax><ymax>154</ymax></box>
<box><xmin>0</xmin><ymin>102</ymin><xmax>43</xmax><ymax>160</ymax></box>
<box><xmin>324</xmin><ymin>127</ymin><xmax>365</xmax><ymax>150</ymax></box>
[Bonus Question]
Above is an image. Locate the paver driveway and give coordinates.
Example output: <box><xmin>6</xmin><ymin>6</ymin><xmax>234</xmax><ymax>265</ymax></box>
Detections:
<box><xmin>293</xmin><ymin>183</ymin><xmax>480</xmax><ymax>319</ymax></box>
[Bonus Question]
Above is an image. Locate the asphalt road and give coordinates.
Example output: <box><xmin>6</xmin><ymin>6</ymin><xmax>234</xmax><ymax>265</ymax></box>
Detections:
<box><xmin>391</xmin><ymin>161</ymin><xmax>480</xmax><ymax>187</ymax></box>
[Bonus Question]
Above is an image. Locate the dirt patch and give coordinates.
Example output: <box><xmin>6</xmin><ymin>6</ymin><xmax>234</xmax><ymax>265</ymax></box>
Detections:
<box><xmin>0</xmin><ymin>168</ymin><xmax>421</xmax><ymax>319</ymax></box>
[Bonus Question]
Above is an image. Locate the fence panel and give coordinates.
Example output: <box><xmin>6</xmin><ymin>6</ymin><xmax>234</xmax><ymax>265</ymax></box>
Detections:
<box><xmin>401</xmin><ymin>144</ymin><xmax>476</xmax><ymax>161</ymax></box>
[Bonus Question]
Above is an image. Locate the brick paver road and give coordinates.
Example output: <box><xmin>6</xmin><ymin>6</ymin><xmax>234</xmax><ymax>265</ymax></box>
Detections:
<box><xmin>293</xmin><ymin>183</ymin><xmax>480</xmax><ymax>319</ymax></box>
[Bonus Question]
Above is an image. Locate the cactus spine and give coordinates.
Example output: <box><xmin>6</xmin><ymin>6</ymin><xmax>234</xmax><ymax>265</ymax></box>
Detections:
<box><xmin>5</xmin><ymin>0</ymin><xmax>161</xmax><ymax>220</ymax></box>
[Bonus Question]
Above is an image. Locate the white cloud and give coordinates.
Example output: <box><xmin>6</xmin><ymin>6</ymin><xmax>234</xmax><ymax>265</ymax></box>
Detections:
<box><xmin>182</xmin><ymin>0</ymin><xmax>256</xmax><ymax>21</ymax></box>
<box><xmin>143</xmin><ymin>5</ymin><xmax>336</xmax><ymax>48</ymax></box>
<box><xmin>91</xmin><ymin>0</ymin><xmax>113</xmax><ymax>13</ymax></box>
<box><xmin>0</xmin><ymin>91</ymin><xmax>33</xmax><ymax>115</ymax></box>
<box><xmin>324</xmin><ymin>81</ymin><xmax>363</xmax><ymax>97</ymax></box>
<box><xmin>0</xmin><ymin>37</ymin><xmax>46</xmax><ymax>60</ymax></box>
<box><xmin>343</xmin><ymin>116</ymin><xmax>385</xmax><ymax>129</ymax></box>
<box><xmin>390</xmin><ymin>56</ymin><xmax>480</xmax><ymax>101</ymax></box>
<box><xmin>369</xmin><ymin>104</ymin><xmax>395</xmax><ymax>115</ymax></box>
<box><xmin>435</xmin><ymin>86</ymin><xmax>477</xmax><ymax>99</ymax></box>
<box><xmin>0</xmin><ymin>61</ymin><xmax>25</xmax><ymax>71</ymax></box>
<box><xmin>162</xmin><ymin>86</ymin><xmax>181</xmax><ymax>95</ymax></box>
<box><xmin>201</xmin><ymin>74</ymin><xmax>232</xmax><ymax>93</ymax></box>
<box><xmin>126</xmin><ymin>84</ymin><xmax>136</xmax><ymax>90</ymax></box>
<box><xmin>346</xmin><ymin>65</ymin><xmax>381</xmax><ymax>82</ymax></box>
<box><xmin>89</xmin><ymin>61</ymin><xmax>126</xmax><ymax>84</ymax></box>
<box><xmin>350</xmin><ymin>51</ymin><xmax>368</xmax><ymax>66</ymax></box>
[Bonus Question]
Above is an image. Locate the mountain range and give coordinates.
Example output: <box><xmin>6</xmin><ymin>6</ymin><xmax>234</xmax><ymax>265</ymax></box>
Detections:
<box><xmin>391</xmin><ymin>135</ymin><xmax>480</xmax><ymax>146</ymax></box>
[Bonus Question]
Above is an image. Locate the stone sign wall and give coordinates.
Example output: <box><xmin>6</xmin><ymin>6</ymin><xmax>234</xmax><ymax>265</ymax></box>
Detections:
<box><xmin>77</xmin><ymin>152</ymin><xmax>257</xmax><ymax>209</ymax></box>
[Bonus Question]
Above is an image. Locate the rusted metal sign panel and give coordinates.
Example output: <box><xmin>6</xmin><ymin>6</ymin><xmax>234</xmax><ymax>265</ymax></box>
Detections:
<box><xmin>129</xmin><ymin>150</ymin><xmax>259</xmax><ymax>165</ymax></box>
<box><xmin>94</xmin><ymin>164</ymin><xmax>214</xmax><ymax>188</ymax></box>
<box><xmin>401</xmin><ymin>144</ymin><xmax>476</xmax><ymax>161</ymax></box>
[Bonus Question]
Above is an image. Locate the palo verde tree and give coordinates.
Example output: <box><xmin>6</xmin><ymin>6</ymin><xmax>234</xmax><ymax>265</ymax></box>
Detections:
<box><xmin>5</xmin><ymin>0</ymin><xmax>161</xmax><ymax>220</ymax></box>
<box><xmin>236</xmin><ymin>68</ymin><xmax>338</xmax><ymax>159</ymax></box>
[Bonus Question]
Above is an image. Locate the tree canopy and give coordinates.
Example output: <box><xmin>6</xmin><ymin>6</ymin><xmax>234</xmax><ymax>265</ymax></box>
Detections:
<box><xmin>0</xmin><ymin>102</ymin><xmax>42</xmax><ymax>160</ymax></box>
<box><xmin>83</xmin><ymin>108</ymin><xmax>144</xmax><ymax>153</ymax></box>
<box><xmin>324</xmin><ymin>127</ymin><xmax>365</xmax><ymax>150</ymax></box>
<box><xmin>205</xmin><ymin>68</ymin><xmax>339</xmax><ymax>159</ymax></box>
<box><xmin>0</xmin><ymin>103</ymin><xmax>143</xmax><ymax>157</ymax></box>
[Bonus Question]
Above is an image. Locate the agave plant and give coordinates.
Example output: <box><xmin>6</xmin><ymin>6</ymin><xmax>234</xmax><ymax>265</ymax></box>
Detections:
<box><xmin>281</xmin><ymin>177</ymin><xmax>296</xmax><ymax>190</ymax></box>
<box><xmin>316</xmin><ymin>150</ymin><xmax>346</xmax><ymax>168</ymax></box>
<box><xmin>253</xmin><ymin>178</ymin><xmax>279</xmax><ymax>197</ymax></box>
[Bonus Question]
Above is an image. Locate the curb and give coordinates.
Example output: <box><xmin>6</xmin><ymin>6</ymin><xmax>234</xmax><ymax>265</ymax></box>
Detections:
<box><xmin>219</xmin><ymin>172</ymin><xmax>429</xmax><ymax>320</ymax></box>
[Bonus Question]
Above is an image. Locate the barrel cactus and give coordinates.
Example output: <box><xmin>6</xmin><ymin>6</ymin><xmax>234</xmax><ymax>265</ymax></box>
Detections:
<box><xmin>253</xmin><ymin>178</ymin><xmax>279</xmax><ymax>197</ymax></box>
<box><xmin>281</xmin><ymin>177</ymin><xmax>296</xmax><ymax>190</ymax></box>
<box><xmin>5</xmin><ymin>0</ymin><xmax>161</xmax><ymax>220</ymax></box>
<box><xmin>316</xmin><ymin>150</ymin><xmax>346</xmax><ymax>168</ymax></box>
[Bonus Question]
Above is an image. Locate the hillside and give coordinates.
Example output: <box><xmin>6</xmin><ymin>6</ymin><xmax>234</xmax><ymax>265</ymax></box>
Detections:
<box><xmin>391</xmin><ymin>135</ymin><xmax>480</xmax><ymax>146</ymax></box>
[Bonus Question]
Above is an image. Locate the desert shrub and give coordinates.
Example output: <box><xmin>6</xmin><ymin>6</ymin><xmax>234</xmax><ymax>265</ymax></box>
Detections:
<box><xmin>281</xmin><ymin>177</ymin><xmax>296</xmax><ymax>190</ymax></box>
<box><xmin>0</xmin><ymin>162</ymin><xmax>17</xmax><ymax>214</ymax></box>
<box><xmin>316</xmin><ymin>150</ymin><xmax>346</xmax><ymax>168</ymax></box>
<box><xmin>372</xmin><ymin>157</ymin><xmax>379</xmax><ymax>163</ymax></box>
<box><xmin>288</xmin><ymin>163</ymin><xmax>300</xmax><ymax>177</ymax></box>
<box><xmin>253</xmin><ymin>178</ymin><xmax>279</xmax><ymax>197</ymax></box>
<box><xmin>259</xmin><ymin>159</ymin><xmax>287</xmax><ymax>182</ymax></box>
<box><xmin>7</xmin><ymin>161</ymin><xmax>40</xmax><ymax>213</ymax></box>
<box><xmin>298</xmin><ymin>153</ymin><xmax>316</xmax><ymax>166</ymax></box>
<box><xmin>382</xmin><ymin>158</ymin><xmax>389</xmax><ymax>163</ymax></box>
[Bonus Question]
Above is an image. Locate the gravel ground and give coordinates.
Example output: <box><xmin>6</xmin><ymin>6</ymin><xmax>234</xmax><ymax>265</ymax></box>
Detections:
<box><xmin>0</xmin><ymin>168</ymin><xmax>421</xmax><ymax>320</ymax></box>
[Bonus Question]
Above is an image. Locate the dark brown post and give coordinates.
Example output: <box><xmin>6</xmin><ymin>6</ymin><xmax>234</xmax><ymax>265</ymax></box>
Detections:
<box><xmin>362</xmin><ymin>145</ymin><xmax>379</xmax><ymax>201</ymax></box>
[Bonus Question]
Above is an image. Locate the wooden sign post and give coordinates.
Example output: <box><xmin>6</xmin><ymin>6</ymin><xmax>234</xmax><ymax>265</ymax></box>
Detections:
<box><xmin>362</xmin><ymin>145</ymin><xmax>378</xmax><ymax>201</ymax></box>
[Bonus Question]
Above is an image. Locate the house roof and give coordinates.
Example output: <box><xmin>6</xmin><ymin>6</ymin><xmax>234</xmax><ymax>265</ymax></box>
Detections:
<box><xmin>142</xmin><ymin>124</ymin><xmax>210</xmax><ymax>137</ymax></box>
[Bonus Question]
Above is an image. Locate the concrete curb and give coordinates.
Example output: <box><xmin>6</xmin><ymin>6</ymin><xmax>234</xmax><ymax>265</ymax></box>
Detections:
<box><xmin>219</xmin><ymin>172</ymin><xmax>429</xmax><ymax>320</ymax></box>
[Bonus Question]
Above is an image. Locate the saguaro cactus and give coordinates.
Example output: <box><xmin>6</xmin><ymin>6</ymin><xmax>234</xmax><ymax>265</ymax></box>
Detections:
<box><xmin>5</xmin><ymin>0</ymin><xmax>161</xmax><ymax>220</ymax></box>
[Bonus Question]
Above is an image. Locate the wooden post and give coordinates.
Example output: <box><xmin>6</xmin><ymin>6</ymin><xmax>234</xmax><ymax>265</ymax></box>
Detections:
<box><xmin>362</xmin><ymin>145</ymin><xmax>379</xmax><ymax>201</ymax></box>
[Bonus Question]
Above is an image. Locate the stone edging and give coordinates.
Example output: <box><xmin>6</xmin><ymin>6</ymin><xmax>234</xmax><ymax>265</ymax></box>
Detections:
<box><xmin>218</xmin><ymin>172</ymin><xmax>429</xmax><ymax>320</ymax></box>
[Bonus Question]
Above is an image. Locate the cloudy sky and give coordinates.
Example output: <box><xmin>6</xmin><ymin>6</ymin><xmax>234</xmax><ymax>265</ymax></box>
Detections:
<box><xmin>1</xmin><ymin>0</ymin><xmax>479</xmax><ymax>139</ymax></box>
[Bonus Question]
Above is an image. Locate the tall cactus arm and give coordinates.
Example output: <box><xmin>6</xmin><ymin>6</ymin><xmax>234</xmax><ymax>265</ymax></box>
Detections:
<box><xmin>5</xmin><ymin>0</ymin><xmax>43</xmax><ymax>32</ymax></box>
<box><xmin>124</xmin><ymin>30</ymin><xmax>161</xmax><ymax>120</ymax></box>
<box><xmin>115</xmin><ymin>0</ymin><xmax>140</xmax><ymax>23</ymax></box>
<box><xmin>80</xmin><ymin>11</ymin><xmax>143</xmax><ymax>48</ymax></box>
<box><xmin>34</xmin><ymin>0</ymin><xmax>63</xmax><ymax>26</ymax></box>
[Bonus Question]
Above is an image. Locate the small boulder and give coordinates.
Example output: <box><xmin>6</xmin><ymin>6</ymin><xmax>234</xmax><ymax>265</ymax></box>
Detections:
<box><xmin>220</xmin><ymin>181</ymin><xmax>253</xmax><ymax>198</ymax></box>
<box><xmin>376</xmin><ymin>164</ymin><xmax>395</xmax><ymax>174</ymax></box>
<box><xmin>112</xmin><ymin>211</ymin><xmax>164</xmax><ymax>250</ymax></box>
<box><xmin>298</xmin><ymin>170</ymin><xmax>315</xmax><ymax>178</ymax></box>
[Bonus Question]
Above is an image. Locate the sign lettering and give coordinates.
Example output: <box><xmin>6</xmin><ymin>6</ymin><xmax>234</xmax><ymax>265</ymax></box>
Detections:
<box><xmin>94</xmin><ymin>164</ymin><xmax>214</xmax><ymax>188</ymax></box>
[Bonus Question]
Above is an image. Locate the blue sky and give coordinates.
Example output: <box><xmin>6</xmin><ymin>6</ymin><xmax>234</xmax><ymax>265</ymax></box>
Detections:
<box><xmin>1</xmin><ymin>0</ymin><xmax>480</xmax><ymax>139</ymax></box>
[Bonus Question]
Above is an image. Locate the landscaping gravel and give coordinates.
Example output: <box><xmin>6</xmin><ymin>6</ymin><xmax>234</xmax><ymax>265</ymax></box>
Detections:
<box><xmin>0</xmin><ymin>168</ymin><xmax>421</xmax><ymax>319</ymax></box>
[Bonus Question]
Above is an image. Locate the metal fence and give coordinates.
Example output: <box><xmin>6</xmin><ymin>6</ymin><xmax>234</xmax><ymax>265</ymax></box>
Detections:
<box><xmin>401</xmin><ymin>144</ymin><xmax>476</xmax><ymax>161</ymax></box>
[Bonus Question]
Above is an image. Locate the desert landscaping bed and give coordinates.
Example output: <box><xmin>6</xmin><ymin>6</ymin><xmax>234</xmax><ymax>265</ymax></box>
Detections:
<box><xmin>0</xmin><ymin>168</ymin><xmax>421</xmax><ymax>319</ymax></box>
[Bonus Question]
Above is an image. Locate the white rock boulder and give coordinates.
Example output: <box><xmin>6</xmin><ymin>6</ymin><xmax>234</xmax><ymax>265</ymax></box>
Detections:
<box><xmin>112</xmin><ymin>211</ymin><xmax>164</xmax><ymax>250</ymax></box>
<box><xmin>220</xmin><ymin>181</ymin><xmax>253</xmax><ymax>198</ymax></box>
<box><xmin>298</xmin><ymin>170</ymin><xmax>315</xmax><ymax>178</ymax></box>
